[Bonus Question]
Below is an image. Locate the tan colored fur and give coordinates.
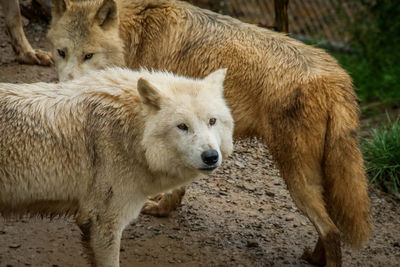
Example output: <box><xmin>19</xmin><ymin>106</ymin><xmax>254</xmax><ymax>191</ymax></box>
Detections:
<box><xmin>141</xmin><ymin>187</ymin><xmax>186</xmax><ymax>217</ymax></box>
<box><xmin>0</xmin><ymin>67</ymin><xmax>234</xmax><ymax>267</ymax></box>
<box><xmin>48</xmin><ymin>0</ymin><xmax>125</xmax><ymax>80</ymax></box>
<box><xmin>0</xmin><ymin>0</ymin><xmax>52</xmax><ymax>65</ymax></box>
<box><xmin>48</xmin><ymin>1</ymin><xmax>371</xmax><ymax>266</ymax></box>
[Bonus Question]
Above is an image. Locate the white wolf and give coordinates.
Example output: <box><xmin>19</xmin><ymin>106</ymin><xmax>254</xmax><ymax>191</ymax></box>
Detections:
<box><xmin>0</xmin><ymin>67</ymin><xmax>233</xmax><ymax>267</ymax></box>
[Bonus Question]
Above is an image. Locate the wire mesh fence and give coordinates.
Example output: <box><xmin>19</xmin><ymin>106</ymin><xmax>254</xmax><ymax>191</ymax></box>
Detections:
<box><xmin>188</xmin><ymin>0</ymin><xmax>361</xmax><ymax>47</ymax></box>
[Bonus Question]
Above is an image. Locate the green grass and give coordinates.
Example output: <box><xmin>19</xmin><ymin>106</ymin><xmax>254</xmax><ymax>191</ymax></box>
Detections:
<box><xmin>327</xmin><ymin>0</ymin><xmax>400</xmax><ymax>197</ymax></box>
<box><xmin>331</xmin><ymin>51</ymin><xmax>400</xmax><ymax>107</ymax></box>
<box><xmin>362</xmin><ymin>117</ymin><xmax>400</xmax><ymax>197</ymax></box>
<box><xmin>327</xmin><ymin>0</ymin><xmax>400</xmax><ymax>107</ymax></box>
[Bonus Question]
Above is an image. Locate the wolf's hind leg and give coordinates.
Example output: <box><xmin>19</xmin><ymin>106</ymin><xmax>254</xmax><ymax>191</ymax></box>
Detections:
<box><xmin>301</xmin><ymin>237</ymin><xmax>326</xmax><ymax>266</ymax></box>
<box><xmin>280</xmin><ymin>163</ymin><xmax>341</xmax><ymax>267</ymax></box>
<box><xmin>141</xmin><ymin>186</ymin><xmax>186</xmax><ymax>217</ymax></box>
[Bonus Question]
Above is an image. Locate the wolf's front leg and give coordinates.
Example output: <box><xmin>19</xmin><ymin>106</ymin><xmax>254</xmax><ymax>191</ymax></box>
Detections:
<box><xmin>141</xmin><ymin>186</ymin><xmax>186</xmax><ymax>217</ymax></box>
<box><xmin>0</xmin><ymin>0</ymin><xmax>53</xmax><ymax>66</ymax></box>
<box><xmin>77</xmin><ymin>214</ymin><xmax>124</xmax><ymax>267</ymax></box>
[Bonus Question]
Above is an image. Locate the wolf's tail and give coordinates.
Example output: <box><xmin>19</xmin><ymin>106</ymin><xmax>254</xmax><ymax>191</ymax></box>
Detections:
<box><xmin>323</xmin><ymin>86</ymin><xmax>371</xmax><ymax>248</ymax></box>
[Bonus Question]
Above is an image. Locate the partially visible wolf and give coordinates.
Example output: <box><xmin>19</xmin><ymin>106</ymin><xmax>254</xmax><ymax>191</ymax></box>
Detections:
<box><xmin>0</xmin><ymin>67</ymin><xmax>233</xmax><ymax>267</ymax></box>
<box><xmin>48</xmin><ymin>0</ymin><xmax>371</xmax><ymax>266</ymax></box>
<box><xmin>0</xmin><ymin>0</ymin><xmax>52</xmax><ymax>65</ymax></box>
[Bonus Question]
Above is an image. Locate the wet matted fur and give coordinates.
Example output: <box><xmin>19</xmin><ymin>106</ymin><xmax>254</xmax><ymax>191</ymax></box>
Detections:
<box><xmin>0</xmin><ymin>67</ymin><xmax>234</xmax><ymax>266</ymax></box>
<box><xmin>48</xmin><ymin>1</ymin><xmax>371</xmax><ymax>266</ymax></box>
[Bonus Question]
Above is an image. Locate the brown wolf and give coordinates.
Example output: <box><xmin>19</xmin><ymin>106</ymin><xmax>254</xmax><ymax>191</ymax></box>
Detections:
<box><xmin>48</xmin><ymin>0</ymin><xmax>371</xmax><ymax>265</ymax></box>
<box><xmin>0</xmin><ymin>0</ymin><xmax>52</xmax><ymax>65</ymax></box>
<box><xmin>0</xmin><ymin>67</ymin><xmax>234</xmax><ymax>267</ymax></box>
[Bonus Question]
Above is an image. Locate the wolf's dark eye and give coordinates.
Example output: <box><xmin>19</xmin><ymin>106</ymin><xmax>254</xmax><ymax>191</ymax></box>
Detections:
<box><xmin>57</xmin><ymin>49</ymin><xmax>66</xmax><ymax>58</ymax></box>
<box><xmin>84</xmin><ymin>53</ymin><xmax>94</xmax><ymax>61</ymax></box>
<box><xmin>209</xmin><ymin>118</ymin><xmax>217</xmax><ymax>126</ymax></box>
<box><xmin>177</xmin><ymin>123</ymin><xmax>188</xmax><ymax>131</ymax></box>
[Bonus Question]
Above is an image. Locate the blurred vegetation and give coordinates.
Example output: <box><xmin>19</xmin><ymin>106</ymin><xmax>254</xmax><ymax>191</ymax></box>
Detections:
<box><xmin>362</xmin><ymin>117</ymin><xmax>400</xmax><ymax>198</ymax></box>
<box><xmin>329</xmin><ymin>1</ymin><xmax>400</xmax><ymax>197</ymax></box>
<box><xmin>333</xmin><ymin>0</ymin><xmax>400</xmax><ymax>107</ymax></box>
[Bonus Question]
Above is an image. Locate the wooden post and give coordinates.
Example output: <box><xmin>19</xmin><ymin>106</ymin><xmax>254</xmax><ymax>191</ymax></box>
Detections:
<box><xmin>274</xmin><ymin>0</ymin><xmax>289</xmax><ymax>33</ymax></box>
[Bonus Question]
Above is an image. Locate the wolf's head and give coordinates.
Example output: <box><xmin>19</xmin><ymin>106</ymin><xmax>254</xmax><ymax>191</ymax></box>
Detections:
<box><xmin>137</xmin><ymin>69</ymin><xmax>234</xmax><ymax>179</ymax></box>
<box><xmin>48</xmin><ymin>0</ymin><xmax>124</xmax><ymax>81</ymax></box>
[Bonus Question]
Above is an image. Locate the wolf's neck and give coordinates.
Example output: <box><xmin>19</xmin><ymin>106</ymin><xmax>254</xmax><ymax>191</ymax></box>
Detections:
<box><xmin>118</xmin><ymin>0</ymin><xmax>184</xmax><ymax>70</ymax></box>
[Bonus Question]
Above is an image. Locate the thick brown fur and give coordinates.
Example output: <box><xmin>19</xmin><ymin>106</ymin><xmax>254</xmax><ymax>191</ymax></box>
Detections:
<box><xmin>48</xmin><ymin>1</ymin><xmax>371</xmax><ymax>265</ymax></box>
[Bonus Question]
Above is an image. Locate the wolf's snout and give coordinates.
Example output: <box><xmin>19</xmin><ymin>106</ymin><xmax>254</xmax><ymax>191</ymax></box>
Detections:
<box><xmin>201</xmin><ymin>150</ymin><xmax>219</xmax><ymax>165</ymax></box>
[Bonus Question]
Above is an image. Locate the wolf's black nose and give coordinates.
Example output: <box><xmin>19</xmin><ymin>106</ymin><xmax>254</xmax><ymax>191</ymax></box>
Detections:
<box><xmin>201</xmin><ymin>150</ymin><xmax>219</xmax><ymax>165</ymax></box>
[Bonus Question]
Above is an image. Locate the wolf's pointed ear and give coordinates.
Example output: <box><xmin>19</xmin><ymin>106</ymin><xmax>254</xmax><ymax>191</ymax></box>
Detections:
<box><xmin>205</xmin><ymin>68</ymin><xmax>227</xmax><ymax>85</ymax></box>
<box><xmin>51</xmin><ymin>0</ymin><xmax>70</xmax><ymax>18</ymax></box>
<box><xmin>138</xmin><ymin>78</ymin><xmax>161</xmax><ymax>110</ymax></box>
<box><xmin>204</xmin><ymin>68</ymin><xmax>227</xmax><ymax>94</ymax></box>
<box><xmin>94</xmin><ymin>0</ymin><xmax>118</xmax><ymax>30</ymax></box>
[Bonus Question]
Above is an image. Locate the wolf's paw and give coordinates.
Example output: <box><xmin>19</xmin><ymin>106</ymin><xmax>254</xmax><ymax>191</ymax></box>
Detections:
<box><xmin>141</xmin><ymin>199</ymin><xmax>169</xmax><ymax>217</ymax></box>
<box><xmin>141</xmin><ymin>187</ymin><xmax>186</xmax><ymax>217</ymax></box>
<box><xmin>17</xmin><ymin>49</ymin><xmax>53</xmax><ymax>66</ymax></box>
<box><xmin>301</xmin><ymin>247</ymin><xmax>326</xmax><ymax>266</ymax></box>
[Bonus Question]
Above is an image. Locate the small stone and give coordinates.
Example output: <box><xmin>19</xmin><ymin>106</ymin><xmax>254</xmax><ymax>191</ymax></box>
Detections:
<box><xmin>285</xmin><ymin>216</ymin><xmax>294</xmax><ymax>221</ymax></box>
<box><xmin>246</xmin><ymin>239</ymin><xmax>259</xmax><ymax>248</ymax></box>
<box><xmin>34</xmin><ymin>25</ymin><xmax>43</xmax><ymax>32</ymax></box>
<box><xmin>265</xmin><ymin>190</ymin><xmax>275</xmax><ymax>197</ymax></box>
<box><xmin>235</xmin><ymin>162</ymin><xmax>244</xmax><ymax>168</ymax></box>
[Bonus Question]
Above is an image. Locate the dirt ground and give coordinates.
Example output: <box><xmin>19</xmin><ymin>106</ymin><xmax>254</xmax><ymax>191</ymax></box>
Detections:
<box><xmin>0</xmin><ymin>9</ymin><xmax>399</xmax><ymax>267</ymax></box>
